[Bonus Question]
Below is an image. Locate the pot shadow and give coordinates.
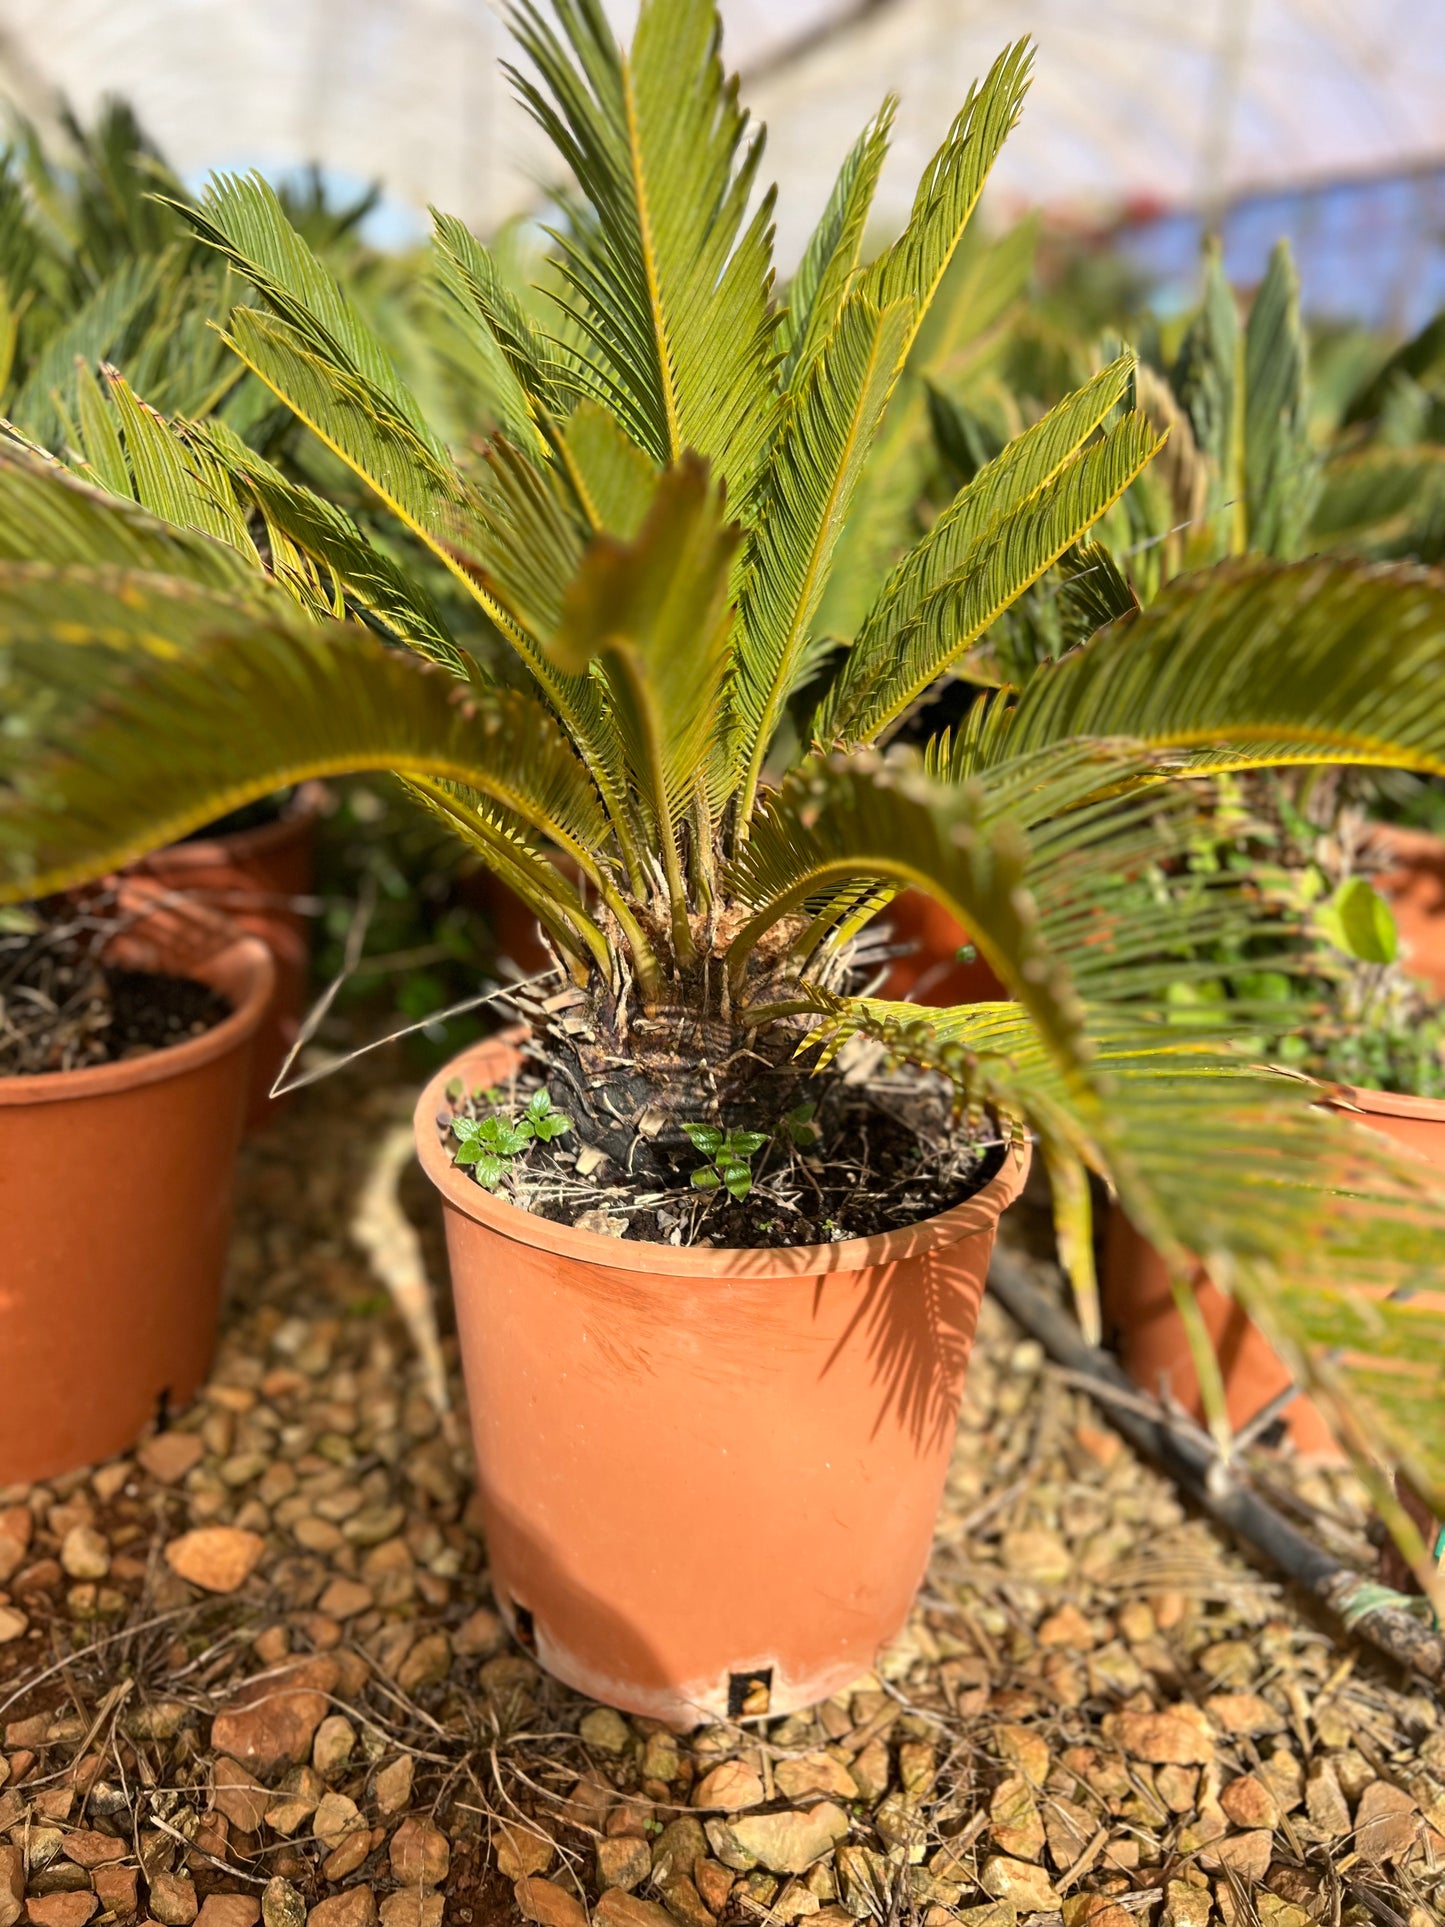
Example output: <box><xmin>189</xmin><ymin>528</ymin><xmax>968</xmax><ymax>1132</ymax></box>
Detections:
<box><xmin>819</xmin><ymin>1141</ymin><xmax>1009</xmax><ymax>1452</ymax></box>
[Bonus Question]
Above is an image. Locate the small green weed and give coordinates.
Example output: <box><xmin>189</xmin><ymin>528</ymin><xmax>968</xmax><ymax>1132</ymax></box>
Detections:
<box><xmin>682</xmin><ymin>1123</ymin><xmax>768</xmax><ymax>1200</ymax></box>
<box><xmin>450</xmin><ymin>1087</ymin><xmax>572</xmax><ymax>1189</ymax></box>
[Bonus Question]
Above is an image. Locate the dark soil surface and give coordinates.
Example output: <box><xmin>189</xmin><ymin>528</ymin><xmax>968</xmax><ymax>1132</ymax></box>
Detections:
<box><xmin>0</xmin><ymin>912</ymin><xmax>232</xmax><ymax>1075</ymax></box>
<box><xmin>435</xmin><ymin>1055</ymin><xmax>1006</xmax><ymax>1249</ymax></box>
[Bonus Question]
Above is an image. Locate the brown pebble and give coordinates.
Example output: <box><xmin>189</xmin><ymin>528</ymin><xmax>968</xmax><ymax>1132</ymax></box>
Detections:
<box><xmin>372</xmin><ymin>1757</ymin><xmax>414</xmax><ymax>1817</ymax></box>
<box><xmin>592</xmin><ymin>1895</ymin><xmax>674</xmax><ymax>1927</ymax></box>
<box><xmin>513</xmin><ymin>1878</ymin><xmax>586</xmax><ymax>1927</ymax></box>
<box><xmin>305</xmin><ymin>1893</ymin><xmax>376</xmax><ymax>1927</ymax></box>
<box><xmin>1108</xmin><ymin>1709</ymin><xmax>1214</xmax><ymax>1766</ymax></box>
<box><xmin>137</xmin><ymin>1434</ymin><xmax>205</xmax><ymax>1485</ymax></box>
<box><xmin>388</xmin><ymin>1817</ymin><xmax>449</xmax><ymax>1890</ymax></box>
<box><xmin>60</xmin><ymin>1834</ymin><xmax>126</xmax><ymax>1870</ymax></box>
<box><xmin>1219</xmin><ymin>1774</ymin><xmax>1280</xmax><ymax>1832</ymax></box>
<box><xmin>90</xmin><ymin>1869</ymin><xmax>137</xmax><ymax>1916</ymax></box>
<box><xmin>377</xmin><ymin>1901</ymin><xmax>441</xmax><ymax>1927</ymax></box>
<box><xmin>210</xmin><ymin>1658</ymin><xmax>339</xmax><ymax>1775</ymax></box>
<box><xmin>24</xmin><ymin>1897</ymin><xmax>97</xmax><ymax>1927</ymax></box>
<box><xmin>692</xmin><ymin>1761</ymin><xmax>764</xmax><ymax>1812</ymax></box>
<box><xmin>194</xmin><ymin>1901</ymin><xmax>262</xmax><ymax>1927</ymax></box>
<box><xmin>212</xmin><ymin>1757</ymin><xmax>271</xmax><ymax>1833</ymax></box>
<box><xmin>596</xmin><ymin>1835</ymin><xmax>651</xmax><ymax>1893</ymax></box>
<box><xmin>1204</xmin><ymin>1693</ymin><xmax>1283</xmax><ymax>1737</ymax></box>
<box><xmin>1354</xmin><ymin>1781</ymin><xmax>1422</xmax><ymax>1862</ymax></box>
<box><xmin>147</xmin><ymin>1874</ymin><xmax>198</xmax><ymax>1927</ymax></box>
<box><xmin>164</xmin><ymin>1529</ymin><xmax>265</xmax><ymax>1595</ymax></box>
<box><xmin>493</xmin><ymin>1824</ymin><xmax>553</xmax><ymax>1881</ymax></box>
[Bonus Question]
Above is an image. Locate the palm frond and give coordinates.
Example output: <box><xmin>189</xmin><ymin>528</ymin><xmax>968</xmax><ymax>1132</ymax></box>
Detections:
<box><xmin>776</xmin><ymin>101</ymin><xmax>894</xmax><ymax>390</ymax></box>
<box><xmin>859</xmin><ymin>40</ymin><xmax>1032</xmax><ymax>367</ymax></box>
<box><xmin>507</xmin><ymin>0</ymin><xmax>778</xmax><ymax>498</ymax></box>
<box><xmin>1310</xmin><ymin>445</ymin><xmax>1445</xmax><ymax>553</ymax></box>
<box><xmin>558</xmin><ymin>400</ymin><xmax>659</xmax><ymax>536</ymax></box>
<box><xmin>820</xmin><ymin>407</ymin><xmax>1162</xmax><ymax>742</ymax></box>
<box><xmin>733</xmin><ymin>293</ymin><xmax>914</xmax><ymax>817</ymax></box>
<box><xmin>997</xmin><ymin>555</ymin><xmax>1445</xmax><ymax>777</ymax></box>
<box><xmin>550</xmin><ymin>455</ymin><xmax>738</xmax><ymax>957</ymax></box>
<box><xmin>1242</xmin><ymin>241</ymin><xmax>1317</xmax><ymax>558</ymax></box>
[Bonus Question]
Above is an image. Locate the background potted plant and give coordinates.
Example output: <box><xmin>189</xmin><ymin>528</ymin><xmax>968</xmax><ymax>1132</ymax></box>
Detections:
<box><xmin>4</xmin><ymin>0</ymin><xmax>1445</xmax><ymax>1711</ymax></box>
<box><xmin>0</xmin><ymin>884</ymin><xmax>272</xmax><ymax>1483</ymax></box>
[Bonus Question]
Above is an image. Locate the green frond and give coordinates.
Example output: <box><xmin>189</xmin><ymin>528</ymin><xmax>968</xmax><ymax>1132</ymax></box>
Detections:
<box><xmin>820</xmin><ymin>406</ymin><xmax>1163</xmax><ymax>743</ymax></box>
<box><xmin>550</xmin><ymin>455</ymin><xmax>738</xmax><ymax>958</ymax></box>
<box><xmin>1343</xmin><ymin>308</ymin><xmax>1445</xmax><ymax>427</ymax></box>
<box><xmin>558</xmin><ymin>400</ymin><xmax>659</xmax><ymax>536</ymax></box>
<box><xmin>507</xmin><ymin>0</ymin><xmax>778</xmax><ymax>497</ymax></box>
<box><xmin>185</xmin><ymin>172</ymin><xmax>435</xmax><ymax>438</ymax></box>
<box><xmin>1242</xmin><ymin>240</ymin><xmax>1317</xmax><ymax>558</ymax></box>
<box><xmin>430</xmin><ymin>207</ymin><xmax>572</xmax><ymax>460</ymax></box>
<box><xmin>0</xmin><ymin>603</ymin><xmax>615</xmax><ymax>942</ymax></box>
<box><xmin>777</xmin><ymin>100</ymin><xmax>894</xmax><ymax>390</ymax></box>
<box><xmin>1310</xmin><ymin>445</ymin><xmax>1445</xmax><ymax>552</ymax></box>
<box><xmin>997</xmin><ymin>555</ymin><xmax>1445</xmax><ymax>778</ymax></box>
<box><xmin>189</xmin><ymin>419</ymin><xmax>467</xmax><ymax>669</ymax></box>
<box><xmin>1173</xmin><ymin>239</ymin><xmax>1243</xmax><ymax>555</ymax></box>
<box><xmin>820</xmin><ymin>353</ymin><xmax>1138</xmax><ymax>736</ymax></box>
<box><xmin>91</xmin><ymin>367</ymin><xmax>261</xmax><ymax>557</ymax></box>
<box><xmin>6</xmin><ymin>254</ymin><xmax>160</xmax><ymax>445</ymax></box>
<box><xmin>733</xmin><ymin>293</ymin><xmax>914</xmax><ymax>817</ymax></box>
<box><xmin>859</xmin><ymin>40</ymin><xmax>1032</xmax><ymax>368</ymax></box>
<box><xmin>0</xmin><ymin>439</ymin><xmax>261</xmax><ymax>594</ymax></box>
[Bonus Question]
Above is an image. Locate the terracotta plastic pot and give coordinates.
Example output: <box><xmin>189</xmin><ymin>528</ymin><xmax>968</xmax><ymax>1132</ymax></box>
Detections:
<box><xmin>1369</xmin><ymin>821</ymin><xmax>1445</xmax><ymax>997</ymax></box>
<box><xmin>415</xmin><ymin>1035</ymin><xmax>1030</xmax><ymax>1723</ymax></box>
<box><xmin>461</xmin><ymin>856</ymin><xmax>582</xmax><ymax>979</ymax></box>
<box><xmin>0</xmin><ymin>933</ymin><xmax>273</xmax><ymax>1486</ymax></box>
<box><xmin>872</xmin><ymin>891</ymin><xmax>1007</xmax><ymax>1006</ymax></box>
<box><xmin>136</xmin><ymin>788</ymin><xmax>320</xmax><ymax>1125</ymax></box>
<box><xmin>1103</xmin><ymin>1082</ymin><xmax>1445</xmax><ymax>1457</ymax></box>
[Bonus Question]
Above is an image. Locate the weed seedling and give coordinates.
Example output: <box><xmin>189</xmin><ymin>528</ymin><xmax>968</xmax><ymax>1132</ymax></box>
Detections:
<box><xmin>683</xmin><ymin>1124</ymin><xmax>768</xmax><ymax>1201</ymax></box>
<box><xmin>451</xmin><ymin>1088</ymin><xmax>572</xmax><ymax>1189</ymax></box>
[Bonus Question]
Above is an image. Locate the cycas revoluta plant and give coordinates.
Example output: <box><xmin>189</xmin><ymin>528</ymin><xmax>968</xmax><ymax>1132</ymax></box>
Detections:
<box><xmin>4</xmin><ymin>0</ymin><xmax>1445</xmax><ymax>1536</ymax></box>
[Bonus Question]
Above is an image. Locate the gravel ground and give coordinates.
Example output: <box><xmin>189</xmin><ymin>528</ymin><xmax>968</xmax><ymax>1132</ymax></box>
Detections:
<box><xmin>0</xmin><ymin>1064</ymin><xmax>1442</xmax><ymax>1927</ymax></box>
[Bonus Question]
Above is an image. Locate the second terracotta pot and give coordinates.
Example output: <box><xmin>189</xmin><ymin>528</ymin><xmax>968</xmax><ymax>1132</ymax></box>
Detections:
<box><xmin>1103</xmin><ymin>1082</ymin><xmax>1445</xmax><ymax>1456</ymax></box>
<box><xmin>0</xmin><ymin>933</ymin><xmax>273</xmax><ymax>1485</ymax></box>
<box><xmin>416</xmin><ymin>1036</ymin><xmax>1029</xmax><ymax>1724</ymax></box>
<box><xmin>872</xmin><ymin>890</ymin><xmax>1007</xmax><ymax>1006</ymax></box>
<box><xmin>136</xmin><ymin>789</ymin><xmax>320</xmax><ymax>1125</ymax></box>
<box><xmin>1369</xmin><ymin>820</ymin><xmax>1445</xmax><ymax>997</ymax></box>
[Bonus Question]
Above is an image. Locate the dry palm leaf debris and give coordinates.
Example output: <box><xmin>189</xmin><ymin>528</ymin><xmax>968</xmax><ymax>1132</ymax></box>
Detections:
<box><xmin>0</xmin><ymin>1070</ymin><xmax>1441</xmax><ymax>1927</ymax></box>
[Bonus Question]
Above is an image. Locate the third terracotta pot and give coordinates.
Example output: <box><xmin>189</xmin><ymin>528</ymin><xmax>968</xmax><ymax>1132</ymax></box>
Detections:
<box><xmin>1103</xmin><ymin>1082</ymin><xmax>1445</xmax><ymax>1455</ymax></box>
<box><xmin>415</xmin><ymin>1035</ymin><xmax>1029</xmax><ymax>1724</ymax></box>
<box><xmin>1368</xmin><ymin>820</ymin><xmax>1445</xmax><ymax>997</ymax></box>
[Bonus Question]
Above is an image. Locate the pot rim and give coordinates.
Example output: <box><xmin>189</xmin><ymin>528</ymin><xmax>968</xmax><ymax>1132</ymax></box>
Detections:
<box><xmin>0</xmin><ymin>935</ymin><xmax>275</xmax><ymax>1109</ymax></box>
<box><xmin>1366</xmin><ymin>819</ymin><xmax>1445</xmax><ymax>862</ymax></box>
<box><xmin>1337</xmin><ymin>1081</ymin><xmax>1445</xmax><ymax>1127</ymax></box>
<box><xmin>140</xmin><ymin>781</ymin><xmax>326</xmax><ymax>872</ymax></box>
<box><xmin>413</xmin><ymin>1033</ymin><xmax>1030</xmax><ymax>1280</ymax></box>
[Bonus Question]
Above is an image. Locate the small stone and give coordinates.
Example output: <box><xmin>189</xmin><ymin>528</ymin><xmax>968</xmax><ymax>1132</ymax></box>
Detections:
<box><xmin>313</xmin><ymin>1791</ymin><xmax>364</xmax><ymax>1852</ymax></box>
<box><xmin>1256</xmin><ymin>1899</ymin><xmax>1310</xmax><ymax>1927</ymax></box>
<box><xmin>1109</xmin><ymin>1709</ymin><xmax>1214</xmax><ymax>1766</ymax></box>
<box><xmin>195</xmin><ymin>1900</ymin><xmax>262</xmax><ymax>1927</ymax></box>
<box><xmin>22</xmin><ymin>1899</ymin><xmax>96</xmax><ymax>1927</ymax></box>
<box><xmin>1354</xmin><ymin>1781</ymin><xmax>1420</xmax><ymax>1862</ymax></box>
<box><xmin>850</xmin><ymin>1738</ymin><xmax>890</xmax><ymax>1803</ymax></box>
<box><xmin>90</xmin><ymin>1868</ymin><xmax>138</xmax><ymax>1916</ymax></box>
<box><xmin>1155</xmin><ymin>1765</ymin><xmax>1199</xmax><ymax>1814</ymax></box>
<box><xmin>211</xmin><ymin>1658</ymin><xmax>339</xmax><ymax>1774</ymax></box>
<box><xmin>979</xmin><ymin>1857</ymin><xmax>1061</xmax><ymax>1911</ymax></box>
<box><xmin>378</xmin><ymin>1900</ymin><xmax>442</xmax><ymax>1927</ymax></box>
<box><xmin>312</xmin><ymin>1715</ymin><xmax>356</xmax><ymax>1780</ymax></box>
<box><xmin>1041</xmin><ymin>1797</ymin><xmax>1094</xmax><ymax>1870</ymax></box>
<box><xmin>995</xmin><ymin>1725</ymin><xmax>1050</xmax><ymax>1786</ymax></box>
<box><xmin>989</xmin><ymin>1777</ymin><xmax>1044</xmax><ymax>1863</ymax></box>
<box><xmin>164</xmin><ymin>1528</ymin><xmax>266</xmax><ymax>1595</ymax></box>
<box><xmin>212</xmin><ymin>1757</ymin><xmax>270</xmax><ymax>1832</ymax></box>
<box><xmin>1204</xmin><ymin>1832</ymin><xmax>1273</xmax><ymax>1880</ymax></box>
<box><xmin>493</xmin><ymin>1823</ymin><xmax>554</xmax><ymax>1881</ymax></box>
<box><xmin>514</xmin><ymin>1878</ymin><xmax>586</xmax><ymax>1927</ymax></box>
<box><xmin>261</xmin><ymin>1880</ymin><xmax>306</xmax><ymax>1927</ymax></box>
<box><xmin>323</xmin><ymin>1833</ymin><xmax>374</xmax><ymax>1883</ymax></box>
<box><xmin>1218</xmin><ymin>1774</ymin><xmax>1280</xmax><ymax>1832</ymax></box>
<box><xmin>396</xmin><ymin>1634</ymin><xmax>451</xmax><ymax>1695</ymax></box>
<box><xmin>1204</xmin><ymin>1693</ymin><xmax>1283</xmax><ymax>1737</ymax></box>
<box><xmin>389</xmin><ymin>1817</ymin><xmax>449</xmax><ymax>1889</ymax></box>
<box><xmin>1063</xmin><ymin>1899</ymin><xmax>1130</xmax><ymax>1927</ymax></box>
<box><xmin>316</xmin><ymin>1580</ymin><xmax>373</xmax><ymax>1620</ymax></box>
<box><xmin>148</xmin><ymin>1873</ymin><xmax>199</xmax><ymax>1926</ymax></box>
<box><xmin>705</xmin><ymin>1804</ymin><xmax>849</xmax><ymax>1876</ymax></box>
<box><xmin>774</xmin><ymin>1753</ymin><xmax>857</xmax><ymax>1803</ymax></box>
<box><xmin>0</xmin><ymin>1609</ymin><xmax>27</xmax><ymax>1644</ymax></box>
<box><xmin>596</xmin><ymin>1836</ymin><xmax>651</xmax><ymax>1893</ymax></box>
<box><xmin>580</xmin><ymin>1708</ymin><xmax>631</xmax><ymax>1754</ymax></box>
<box><xmin>1037</xmin><ymin>1605</ymin><xmax>1095</xmax><ymax>1651</ymax></box>
<box><xmin>0</xmin><ymin>1849</ymin><xmax>23</xmax><ymax>1927</ymax></box>
<box><xmin>1000</xmin><ymin>1529</ymin><xmax>1071</xmax><ymax>1586</ymax></box>
<box><xmin>640</xmin><ymin>1731</ymin><xmax>680</xmax><ymax>1785</ymax></box>
<box><xmin>59</xmin><ymin>1834</ymin><xmax>125</xmax><ymax>1869</ymax></box>
<box><xmin>1305</xmin><ymin>1760</ymin><xmax>1351</xmax><ymax>1837</ymax></box>
<box><xmin>694</xmin><ymin>1859</ymin><xmax>734</xmax><ymax>1915</ymax></box>
<box><xmin>453</xmin><ymin>1608</ymin><xmax>506</xmax><ymax>1658</ymax></box>
<box><xmin>59</xmin><ymin>1529</ymin><xmax>109</xmax><ymax>1582</ymax></box>
<box><xmin>306</xmin><ymin>1893</ymin><xmax>376</xmax><ymax>1927</ymax></box>
<box><xmin>593</xmin><ymin>1895</ymin><xmax>674</xmax><ymax>1927</ymax></box>
<box><xmin>372</xmin><ymin>1757</ymin><xmax>414</xmax><ymax>1817</ymax></box>
<box><xmin>693</xmin><ymin>1760</ymin><xmax>765</xmax><ymax>1811</ymax></box>
<box><xmin>342</xmin><ymin>1506</ymin><xmax>405</xmax><ymax>1548</ymax></box>
<box><xmin>138</xmin><ymin>1433</ymin><xmax>205</xmax><ymax>1484</ymax></box>
<box><xmin>266</xmin><ymin>1766</ymin><xmax>325</xmax><ymax>1835</ymax></box>
<box><xmin>1162</xmin><ymin>1883</ymin><xmax>1211</xmax><ymax>1927</ymax></box>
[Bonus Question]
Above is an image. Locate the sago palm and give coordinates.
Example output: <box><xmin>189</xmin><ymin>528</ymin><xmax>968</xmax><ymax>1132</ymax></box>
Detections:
<box><xmin>3</xmin><ymin>0</ymin><xmax>1445</xmax><ymax>1545</ymax></box>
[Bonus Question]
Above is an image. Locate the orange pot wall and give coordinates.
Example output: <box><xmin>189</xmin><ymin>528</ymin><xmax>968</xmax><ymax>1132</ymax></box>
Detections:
<box><xmin>1104</xmin><ymin>1084</ymin><xmax>1445</xmax><ymax>1458</ymax></box>
<box><xmin>1370</xmin><ymin>822</ymin><xmax>1445</xmax><ymax>997</ymax></box>
<box><xmin>0</xmin><ymin>939</ymin><xmax>272</xmax><ymax>1485</ymax></box>
<box><xmin>416</xmin><ymin>1038</ymin><xmax>1029</xmax><ymax>1724</ymax></box>
<box><xmin>873</xmin><ymin>891</ymin><xmax>1007</xmax><ymax>1006</ymax></box>
<box><xmin>137</xmin><ymin>789</ymin><xmax>319</xmax><ymax>1125</ymax></box>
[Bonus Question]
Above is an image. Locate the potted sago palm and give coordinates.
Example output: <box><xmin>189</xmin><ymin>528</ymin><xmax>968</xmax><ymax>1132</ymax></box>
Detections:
<box><xmin>4</xmin><ymin>0</ymin><xmax>1445</xmax><ymax>1713</ymax></box>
